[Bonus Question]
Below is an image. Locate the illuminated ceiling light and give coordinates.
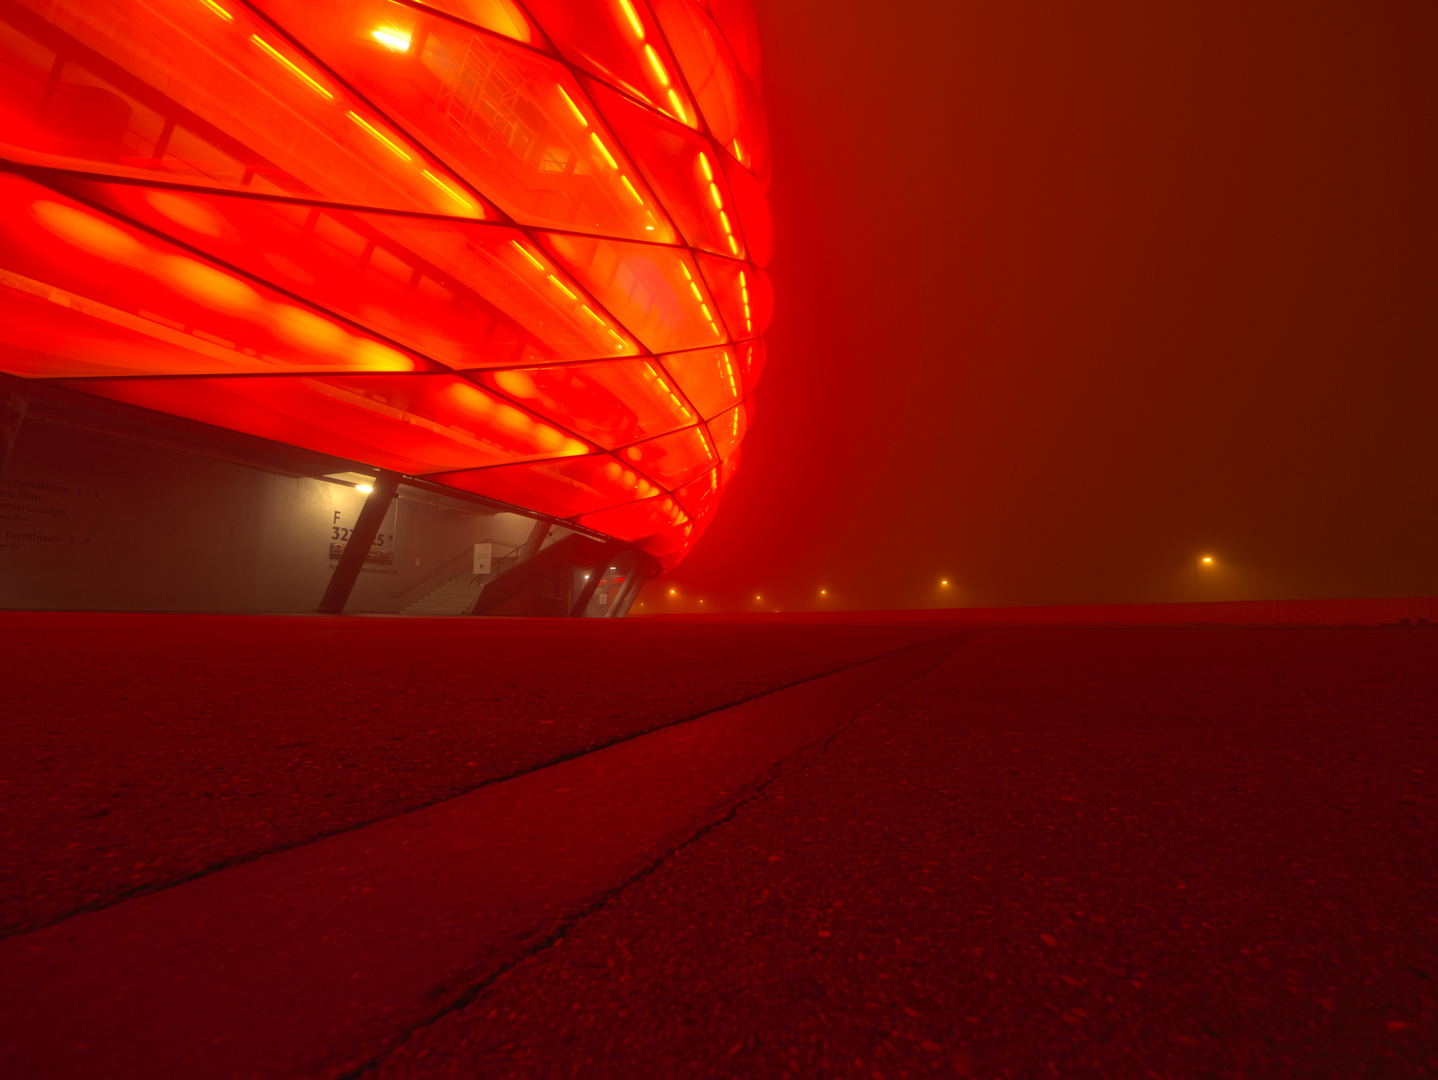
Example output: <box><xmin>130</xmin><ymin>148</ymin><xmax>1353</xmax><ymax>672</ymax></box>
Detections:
<box><xmin>820</xmin><ymin>589</ymin><xmax>827</xmax><ymax>595</ymax></box>
<box><xmin>199</xmin><ymin>0</ymin><xmax>233</xmax><ymax>20</ymax></box>
<box><xmin>251</xmin><ymin>35</ymin><xmax>334</xmax><ymax>100</ymax></box>
<box><xmin>371</xmin><ymin>27</ymin><xmax>411</xmax><ymax>52</ymax></box>
<box><xmin>940</xmin><ymin>579</ymin><xmax>948</xmax><ymax>586</ymax></box>
<box><xmin>355</xmin><ymin>483</ymin><xmax>373</xmax><ymax>494</ymax></box>
<box><xmin>619</xmin><ymin>176</ymin><xmax>644</xmax><ymax>204</ymax></box>
<box><xmin>669</xmin><ymin>588</ymin><xmax>676</xmax><ymax>595</ymax></box>
<box><xmin>1201</xmin><ymin>556</ymin><xmax>1213</xmax><ymax>564</ymax></box>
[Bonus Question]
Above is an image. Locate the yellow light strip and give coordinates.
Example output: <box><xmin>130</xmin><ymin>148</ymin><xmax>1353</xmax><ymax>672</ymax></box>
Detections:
<box><xmin>251</xmin><ymin>35</ymin><xmax>333</xmax><ymax>100</ymax></box>
<box><xmin>547</xmin><ymin>274</ymin><xmax>578</xmax><ymax>300</ymax></box>
<box><xmin>667</xmin><ymin>89</ymin><xmax>688</xmax><ymax>124</ymax></box>
<box><xmin>347</xmin><ymin>112</ymin><xmax>411</xmax><ymax>161</ymax></box>
<box><xmin>619</xmin><ymin>0</ymin><xmax>645</xmax><ymax>39</ymax></box>
<box><xmin>620</xmin><ymin>175</ymin><xmax>644</xmax><ymax>204</ymax></box>
<box><xmin>199</xmin><ymin>0</ymin><xmax>233</xmax><ymax>20</ymax></box>
<box><xmin>421</xmin><ymin>169</ymin><xmax>475</xmax><ymax>212</ymax></box>
<box><xmin>510</xmin><ymin>240</ymin><xmax>546</xmax><ymax>272</ymax></box>
<box><xmin>557</xmin><ymin>85</ymin><xmax>588</xmax><ymax>126</ymax></box>
<box><xmin>589</xmin><ymin>133</ymin><xmax>618</xmax><ymax>169</ymax></box>
<box><xmin>644</xmin><ymin>44</ymin><xmax>670</xmax><ymax>86</ymax></box>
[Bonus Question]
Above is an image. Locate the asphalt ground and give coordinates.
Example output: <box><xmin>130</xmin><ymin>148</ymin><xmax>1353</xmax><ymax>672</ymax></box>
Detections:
<box><xmin>3</xmin><ymin>619</ymin><xmax>1435</xmax><ymax>1078</ymax></box>
<box><xmin>374</xmin><ymin>626</ymin><xmax>1438</xmax><ymax>1079</ymax></box>
<box><xmin>0</xmin><ymin>613</ymin><xmax>947</xmax><ymax>935</ymax></box>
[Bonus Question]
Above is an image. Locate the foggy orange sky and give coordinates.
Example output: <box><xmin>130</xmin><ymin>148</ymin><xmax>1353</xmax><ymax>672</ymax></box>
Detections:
<box><xmin>637</xmin><ymin>0</ymin><xmax>1438</xmax><ymax>613</ymax></box>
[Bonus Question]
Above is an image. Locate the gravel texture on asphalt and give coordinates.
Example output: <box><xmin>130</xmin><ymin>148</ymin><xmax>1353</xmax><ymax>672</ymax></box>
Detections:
<box><xmin>0</xmin><ymin>613</ymin><xmax>947</xmax><ymax>935</ymax></box>
<box><xmin>375</xmin><ymin>627</ymin><xmax>1438</xmax><ymax>1079</ymax></box>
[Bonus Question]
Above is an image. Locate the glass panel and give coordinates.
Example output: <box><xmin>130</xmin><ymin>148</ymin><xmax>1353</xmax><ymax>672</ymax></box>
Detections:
<box><xmin>706</xmin><ymin>0</ymin><xmax>761</xmax><ymax>87</ymax></box>
<box><xmin>0</xmin><ymin>175</ymin><xmax>425</xmax><ymax>378</ymax></box>
<box><xmin>582</xmin><ymin>75</ymin><xmax>743</xmax><ymax>258</ymax></box>
<box><xmin>572</xmin><ymin>492</ymin><xmax>687</xmax><ymax>542</ymax></box>
<box><xmin>345</xmin><ymin>482</ymin><xmax>566</xmax><ymax>614</ymax></box>
<box><xmin>62</xmin><ymin>180</ymin><xmax>640</xmax><ymax>368</ymax></box>
<box><xmin>62</xmin><ymin>373</ymin><xmax>591</xmax><ymax>474</ymax></box>
<box><xmin>578</xmin><ymin>549</ymin><xmax>641</xmax><ymax>617</ymax></box>
<box><xmin>734</xmin><ymin>337</ymin><xmax>765</xmax><ymax>397</ymax></box>
<box><xmin>479</xmin><ymin>357</ymin><xmax>695</xmax><ymax>447</ymax></box>
<box><xmin>719</xmin><ymin>441</ymin><xmax>742</xmax><ymax>486</ymax></box>
<box><xmin>650</xmin><ymin>0</ymin><xmax>769</xmax><ymax>185</ymax></box>
<box><xmin>520</xmin><ymin>0</ymin><xmax>696</xmax><ymax>128</ymax></box>
<box><xmin>0</xmin><ymin>0</ymin><xmax>489</xmax><ymax>216</ymax></box>
<box><xmin>251</xmin><ymin>0</ymin><xmax>677</xmax><ymax>242</ymax></box>
<box><xmin>431</xmin><ymin>452</ymin><xmax>660</xmax><ymax>517</ymax></box>
<box><xmin>673</xmin><ymin>465</ymin><xmax>722</xmax><ymax>523</ymax></box>
<box><xmin>409</xmin><ymin>0</ymin><xmax>539</xmax><ymax>45</ymax></box>
<box><xmin>658</xmin><ymin>345</ymin><xmax>740</xmax><ymax>420</ymax></box>
<box><xmin>720</xmin><ymin>150</ymin><xmax>772</xmax><ymax>266</ymax></box>
<box><xmin>693</xmin><ymin>252</ymin><xmax>769</xmax><ymax>340</ymax></box>
<box><xmin>540</xmin><ymin>233</ymin><xmax>726</xmax><ymax>353</ymax></box>
<box><xmin>615</xmin><ymin>423</ymin><xmax>715</xmax><ymax>489</ymax></box>
<box><xmin>706</xmin><ymin>398</ymin><xmax>749</xmax><ymax>460</ymax></box>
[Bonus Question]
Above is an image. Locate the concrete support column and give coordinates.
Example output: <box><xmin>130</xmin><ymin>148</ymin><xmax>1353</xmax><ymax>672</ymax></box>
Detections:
<box><xmin>317</xmin><ymin>472</ymin><xmax>399</xmax><ymax>614</ymax></box>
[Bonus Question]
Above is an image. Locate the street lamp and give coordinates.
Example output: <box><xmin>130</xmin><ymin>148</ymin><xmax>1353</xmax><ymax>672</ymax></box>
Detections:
<box><xmin>1194</xmin><ymin>555</ymin><xmax>1213</xmax><ymax>601</ymax></box>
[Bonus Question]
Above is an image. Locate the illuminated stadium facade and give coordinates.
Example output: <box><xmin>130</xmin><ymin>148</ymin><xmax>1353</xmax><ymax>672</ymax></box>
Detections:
<box><xmin>0</xmin><ymin>0</ymin><xmax>770</xmax><ymax>615</ymax></box>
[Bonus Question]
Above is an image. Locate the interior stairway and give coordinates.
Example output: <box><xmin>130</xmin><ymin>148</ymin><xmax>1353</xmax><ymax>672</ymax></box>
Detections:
<box><xmin>400</xmin><ymin>572</ymin><xmax>484</xmax><ymax>615</ymax></box>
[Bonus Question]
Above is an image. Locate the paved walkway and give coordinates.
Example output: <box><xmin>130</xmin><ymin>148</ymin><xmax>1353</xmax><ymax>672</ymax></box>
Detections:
<box><xmin>2</xmin><ymin>618</ymin><xmax>1435</xmax><ymax>1078</ymax></box>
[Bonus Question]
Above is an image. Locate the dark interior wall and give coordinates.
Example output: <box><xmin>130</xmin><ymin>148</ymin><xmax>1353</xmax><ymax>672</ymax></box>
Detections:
<box><xmin>1</xmin><ymin>416</ymin><xmax>359</xmax><ymax>612</ymax></box>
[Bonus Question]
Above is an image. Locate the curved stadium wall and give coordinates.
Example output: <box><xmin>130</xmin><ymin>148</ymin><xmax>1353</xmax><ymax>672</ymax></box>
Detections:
<box><xmin>0</xmin><ymin>0</ymin><xmax>771</xmax><ymax>616</ymax></box>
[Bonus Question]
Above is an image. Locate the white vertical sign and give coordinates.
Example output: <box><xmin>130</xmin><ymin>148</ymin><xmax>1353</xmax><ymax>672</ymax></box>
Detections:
<box><xmin>472</xmin><ymin>542</ymin><xmax>493</xmax><ymax>575</ymax></box>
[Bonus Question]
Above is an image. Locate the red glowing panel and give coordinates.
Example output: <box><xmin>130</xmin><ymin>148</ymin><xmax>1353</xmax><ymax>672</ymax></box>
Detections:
<box><xmin>734</xmin><ymin>338</ymin><xmax>766</xmax><ymax>397</ymax></box>
<box><xmin>649</xmin><ymin>0</ymin><xmax>770</xmax><ymax>185</ymax></box>
<box><xmin>66</xmin><ymin>374</ymin><xmax>589</xmax><ymax>474</ymax></box>
<box><xmin>706</xmin><ymin>399</ymin><xmax>750</xmax><ymax>460</ymax></box>
<box><xmin>521</xmin><ymin>0</ymin><xmax>696</xmax><ymax>129</ymax></box>
<box><xmin>617</xmin><ymin>424</ymin><xmax>715</xmax><ymax>489</ymax></box>
<box><xmin>0</xmin><ymin>175</ymin><xmax>421</xmax><ymax>378</ymax></box>
<box><xmin>431</xmin><ymin>453</ymin><xmax>661</xmax><ymax>517</ymax></box>
<box><xmin>540</xmin><ymin>233</ymin><xmax>726</xmax><ymax>353</ymax></box>
<box><xmin>673</xmin><ymin>466</ymin><xmax>722</xmax><ymax>524</ymax></box>
<box><xmin>4</xmin><ymin>0</ymin><xmax>771</xmax><ymax>569</ymax></box>
<box><xmin>659</xmin><ymin>346</ymin><xmax>740</xmax><ymax>420</ymax></box>
<box><xmin>693</xmin><ymin>253</ymin><xmax>771</xmax><ymax>340</ymax></box>
<box><xmin>64</xmin><ymin>181</ymin><xmax>639</xmax><ymax>368</ymax></box>
<box><xmin>408</xmin><ymin>0</ymin><xmax>541</xmax><ymax>45</ymax></box>
<box><xmin>250</xmin><ymin>0</ymin><xmax>675</xmax><ymax>243</ymax></box>
<box><xmin>582</xmin><ymin>76</ymin><xmax>744</xmax><ymax>258</ymax></box>
<box><xmin>480</xmin><ymin>358</ymin><xmax>695</xmax><ymax>447</ymax></box>
<box><xmin>719</xmin><ymin>152</ymin><xmax>773</xmax><ymax>266</ymax></box>
<box><xmin>706</xmin><ymin>0</ymin><xmax>761</xmax><ymax>87</ymax></box>
<box><xmin>573</xmin><ymin>493</ymin><xmax>688</xmax><ymax>542</ymax></box>
<box><xmin>0</xmin><ymin>0</ymin><xmax>489</xmax><ymax>217</ymax></box>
